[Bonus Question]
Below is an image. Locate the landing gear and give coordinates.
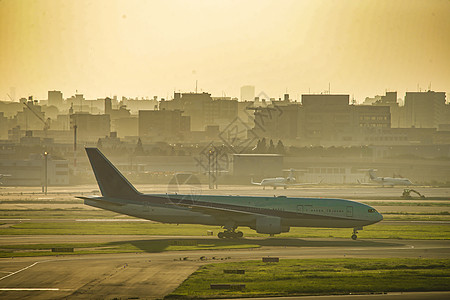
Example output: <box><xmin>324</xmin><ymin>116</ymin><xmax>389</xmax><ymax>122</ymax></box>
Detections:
<box><xmin>351</xmin><ymin>228</ymin><xmax>359</xmax><ymax>240</ymax></box>
<box><xmin>217</xmin><ymin>229</ymin><xmax>243</xmax><ymax>239</ymax></box>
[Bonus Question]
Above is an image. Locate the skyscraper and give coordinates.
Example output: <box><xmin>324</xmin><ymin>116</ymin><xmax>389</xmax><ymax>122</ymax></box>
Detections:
<box><xmin>48</xmin><ymin>90</ymin><xmax>63</xmax><ymax>107</ymax></box>
<box><xmin>240</xmin><ymin>85</ymin><xmax>255</xmax><ymax>102</ymax></box>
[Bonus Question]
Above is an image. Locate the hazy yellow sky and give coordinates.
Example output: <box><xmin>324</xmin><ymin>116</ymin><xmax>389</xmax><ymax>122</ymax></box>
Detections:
<box><xmin>1</xmin><ymin>0</ymin><xmax>449</xmax><ymax>102</ymax></box>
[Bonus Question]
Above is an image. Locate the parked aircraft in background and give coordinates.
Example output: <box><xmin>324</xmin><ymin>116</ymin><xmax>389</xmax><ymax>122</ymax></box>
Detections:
<box><xmin>359</xmin><ymin>169</ymin><xmax>413</xmax><ymax>187</ymax></box>
<box><xmin>80</xmin><ymin>148</ymin><xmax>382</xmax><ymax>240</ymax></box>
<box><xmin>251</xmin><ymin>169</ymin><xmax>322</xmax><ymax>189</ymax></box>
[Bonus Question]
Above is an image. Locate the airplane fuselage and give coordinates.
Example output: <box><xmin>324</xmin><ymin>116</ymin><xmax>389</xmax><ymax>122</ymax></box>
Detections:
<box><xmin>84</xmin><ymin>193</ymin><xmax>382</xmax><ymax>234</ymax></box>
<box><xmin>82</xmin><ymin>147</ymin><xmax>383</xmax><ymax>238</ymax></box>
<box><xmin>371</xmin><ymin>177</ymin><xmax>412</xmax><ymax>186</ymax></box>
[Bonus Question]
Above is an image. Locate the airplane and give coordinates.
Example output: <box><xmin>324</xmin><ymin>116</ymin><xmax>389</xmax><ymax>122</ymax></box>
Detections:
<box><xmin>0</xmin><ymin>174</ymin><xmax>11</xmax><ymax>185</ymax></box>
<box><xmin>251</xmin><ymin>169</ymin><xmax>322</xmax><ymax>189</ymax></box>
<box><xmin>362</xmin><ymin>169</ymin><xmax>413</xmax><ymax>187</ymax></box>
<box><xmin>80</xmin><ymin>148</ymin><xmax>383</xmax><ymax>240</ymax></box>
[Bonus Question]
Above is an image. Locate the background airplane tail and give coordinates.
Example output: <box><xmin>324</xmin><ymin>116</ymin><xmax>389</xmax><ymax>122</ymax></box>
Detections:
<box><xmin>368</xmin><ymin>169</ymin><xmax>377</xmax><ymax>180</ymax></box>
<box><xmin>85</xmin><ymin>148</ymin><xmax>141</xmax><ymax>199</ymax></box>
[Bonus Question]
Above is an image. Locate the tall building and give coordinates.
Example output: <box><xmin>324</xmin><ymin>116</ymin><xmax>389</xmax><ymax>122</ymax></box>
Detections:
<box><xmin>159</xmin><ymin>92</ymin><xmax>237</xmax><ymax>131</ymax></box>
<box><xmin>252</xmin><ymin>94</ymin><xmax>392</xmax><ymax>145</ymax></box>
<box><xmin>372</xmin><ymin>92</ymin><xmax>402</xmax><ymax>127</ymax></box>
<box><xmin>240</xmin><ymin>85</ymin><xmax>255</xmax><ymax>102</ymax></box>
<box><xmin>139</xmin><ymin>110</ymin><xmax>190</xmax><ymax>140</ymax></box>
<box><xmin>48</xmin><ymin>90</ymin><xmax>63</xmax><ymax>107</ymax></box>
<box><xmin>300</xmin><ymin>94</ymin><xmax>353</xmax><ymax>144</ymax></box>
<box><xmin>404</xmin><ymin>91</ymin><xmax>446</xmax><ymax>128</ymax></box>
<box><xmin>253</xmin><ymin>103</ymin><xmax>300</xmax><ymax>140</ymax></box>
<box><xmin>70</xmin><ymin>113</ymin><xmax>110</xmax><ymax>142</ymax></box>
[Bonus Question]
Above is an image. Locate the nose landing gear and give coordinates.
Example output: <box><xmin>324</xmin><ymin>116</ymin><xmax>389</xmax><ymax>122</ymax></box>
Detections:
<box><xmin>351</xmin><ymin>227</ymin><xmax>362</xmax><ymax>240</ymax></box>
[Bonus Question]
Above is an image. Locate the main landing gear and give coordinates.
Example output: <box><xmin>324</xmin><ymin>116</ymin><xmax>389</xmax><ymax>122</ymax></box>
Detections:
<box><xmin>218</xmin><ymin>229</ymin><xmax>243</xmax><ymax>239</ymax></box>
<box><xmin>351</xmin><ymin>228</ymin><xmax>359</xmax><ymax>240</ymax></box>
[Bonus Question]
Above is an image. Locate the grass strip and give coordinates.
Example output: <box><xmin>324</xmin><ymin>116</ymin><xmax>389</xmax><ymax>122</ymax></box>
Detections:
<box><xmin>168</xmin><ymin>258</ymin><xmax>450</xmax><ymax>298</ymax></box>
<box><xmin>0</xmin><ymin>240</ymin><xmax>260</xmax><ymax>258</ymax></box>
<box><xmin>0</xmin><ymin>222</ymin><xmax>449</xmax><ymax>239</ymax></box>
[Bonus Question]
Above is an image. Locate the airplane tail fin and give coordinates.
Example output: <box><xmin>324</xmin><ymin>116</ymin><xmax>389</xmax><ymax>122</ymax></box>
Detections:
<box><xmin>85</xmin><ymin>148</ymin><xmax>141</xmax><ymax>199</ymax></box>
<box><xmin>368</xmin><ymin>169</ymin><xmax>377</xmax><ymax>180</ymax></box>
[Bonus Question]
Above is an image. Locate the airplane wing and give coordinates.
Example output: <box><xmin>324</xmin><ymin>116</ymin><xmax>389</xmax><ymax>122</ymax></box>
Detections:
<box><xmin>77</xmin><ymin>196</ymin><xmax>126</xmax><ymax>206</ymax></box>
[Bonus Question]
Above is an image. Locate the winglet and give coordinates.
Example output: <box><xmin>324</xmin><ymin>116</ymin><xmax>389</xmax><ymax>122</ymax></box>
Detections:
<box><xmin>85</xmin><ymin>148</ymin><xmax>141</xmax><ymax>199</ymax></box>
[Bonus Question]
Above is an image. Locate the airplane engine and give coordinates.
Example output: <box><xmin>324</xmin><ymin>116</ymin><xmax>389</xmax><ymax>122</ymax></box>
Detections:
<box><xmin>254</xmin><ymin>216</ymin><xmax>289</xmax><ymax>234</ymax></box>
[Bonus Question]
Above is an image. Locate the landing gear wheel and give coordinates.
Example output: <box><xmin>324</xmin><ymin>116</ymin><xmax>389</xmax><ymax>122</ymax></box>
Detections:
<box><xmin>224</xmin><ymin>231</ymin><xmax>232</xmax><ymax>239</ymax></box>
<box><xmin>218</xmin><ymin>228</ymin><xmax>243</xmax><ymax>239</ymax></box>
<box><xmin>351</xmin><ymin>228</ymin><xmax>359</xmax><ymax>240</ymax></box>
<box><xmin>351</xmin><ymin>234</ymin><xmax>357</xmax><ymax>240</ymax></box>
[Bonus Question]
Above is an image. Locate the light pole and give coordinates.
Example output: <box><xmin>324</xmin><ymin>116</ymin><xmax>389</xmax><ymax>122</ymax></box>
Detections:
<box><xmin>44</xmin><ymin>151</ymin><xmax>48</xmax><ymax>195</ymax></box>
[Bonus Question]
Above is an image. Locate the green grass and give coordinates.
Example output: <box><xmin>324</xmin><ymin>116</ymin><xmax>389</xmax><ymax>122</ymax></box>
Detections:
<box><xmin>0</xmin><ymin>209</ymin><xmax>127</xmax><ymax>219</ymax></box>
<box><xmin>0</xmin><ymin>221</ymin><xmax>449</xmax><ymax>240</ymax></box>
<box><xmin>0</xmin><ymin>239</ymin><xmax>260</xmax><ymax>258</ymax></box>
<box><xmin>168</xmin><ymin>258</ymin><xmax>450</xmax><ymax>298</ymax></box>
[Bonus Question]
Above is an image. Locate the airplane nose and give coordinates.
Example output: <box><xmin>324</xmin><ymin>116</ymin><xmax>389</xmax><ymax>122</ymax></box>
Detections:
<box><xmin>377</xmin><ymin>212</ymin><xmax>383</xmax><ymax>222</ymax></box>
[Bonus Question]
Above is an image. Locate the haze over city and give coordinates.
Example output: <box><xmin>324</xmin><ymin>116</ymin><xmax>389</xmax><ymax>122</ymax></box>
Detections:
<box><xmin>1</xmin><ymin>1</ymin><xmax>450</xmax><ymax>300</ymax></box>
<box><xmin>1</xmin><ymin>0</ymin><xmax>449</xmax><ymax>102</ymax></box>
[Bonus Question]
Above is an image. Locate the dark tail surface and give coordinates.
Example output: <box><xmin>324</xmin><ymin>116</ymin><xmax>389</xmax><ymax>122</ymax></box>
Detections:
<box><xmin>85</xmin><ymin>148</ymin><xmax>141</xmax><ymax>198</ymax></box>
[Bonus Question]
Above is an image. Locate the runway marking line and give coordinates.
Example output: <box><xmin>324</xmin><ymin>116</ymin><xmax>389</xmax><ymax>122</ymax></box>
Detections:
<box><xmin>0</xmin><ymin>288</ymin><xmax>60</xmax><ymax>291</ymax></box>
<box><xmin>0</xmin><ymin>260</ymin><xmax>52</xmax><ymax>282</ymax></box>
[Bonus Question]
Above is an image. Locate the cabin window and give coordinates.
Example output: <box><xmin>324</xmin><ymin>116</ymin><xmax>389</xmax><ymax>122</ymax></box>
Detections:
<box><xmin>368</xmin><ymin>209</ymin><xmax>376</xmax><ymax>213</ymax></box>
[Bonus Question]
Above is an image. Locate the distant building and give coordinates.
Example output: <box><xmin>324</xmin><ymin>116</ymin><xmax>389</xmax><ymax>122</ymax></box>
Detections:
<box><xmin>240</xmin><ymin>85</ymin><xmax>255</xmax><ymax>102</ymax></box>
<box><xmin>113</xmin><ymin>117</ymin><xmax>138</xmax><ymax>137</ymax></box>
<box><xmin>139</xmin><ymin>110</ymin><xmax>190</xmax><ymax>140</ymax></box>
<box><xmin>253</xmin><ymin>103</ymin><xmax>300</xmax><ymax>140</ymax></box>
<box><xmin>300</xmin><ymin>94</ymin><xmax>353</xmax><ymax>144</ymax></box>
<box><xmin>404</xmin><ymin>91</ymin><xmax>446</xmax><ymax>128</ymax></box>
<box><xmin>48</xmin><ymin>90</ymin><xmax>63</xmax><ymax>107</ymax></box>
<box><xmin>70</xmin><ymin>113</ymin><xmax>110</xmax><ymax>142</ymax></box>
<box><xmin>0</xmin><ymin>154</ymin><xmax>69</xmax><ymax>186</ymax></box>
<box><xmin>122</xmin><ymin>97</ymin><xmax>158</xmax><ymax>114</ymax></box>
<box><xmin>15</xmin><ymin>100</ymin><xmax>47</xmax><ymax>131</ymax></box>
<box><xmin>371</xmin><ymin>92</ymin><xmax>402</xmax><ymax>127</ymax></box>
<box><xmin>0</xmin><ymin>112</ymin><xmax>7</xmax><ymax>140</ymax></box>
<box><xmin>159</xmin><ymin>92</ymin><xmax>238</xmax><ymax>131</ymax></box>
<box><xmin>353</xmin><ymin>105</ymin><xmax>391</xmax><ymax>130</ymax></box>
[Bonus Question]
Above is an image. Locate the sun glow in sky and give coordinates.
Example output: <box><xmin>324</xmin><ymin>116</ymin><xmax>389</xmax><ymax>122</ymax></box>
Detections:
<box><xmin>1</xmin><ymin>0</ymin><xmax>449</xmax><ymax>102</ymax></box>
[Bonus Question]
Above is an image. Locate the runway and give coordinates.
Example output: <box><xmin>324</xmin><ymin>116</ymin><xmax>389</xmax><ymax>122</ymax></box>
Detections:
<box><xmin>0</xmin><ymin>237</ymin><xmax>449</xmax><ymax>299</ymax></box>
<box><xmin>0</xmin><ymin>185</ymin><xmax>449</xmax><ymax>299</ymax></box>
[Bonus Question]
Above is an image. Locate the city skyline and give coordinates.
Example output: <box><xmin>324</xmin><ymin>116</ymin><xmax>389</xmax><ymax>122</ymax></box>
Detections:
<box><xmin>1</xmin><ymin>0</ymin><xmax>449</xmax><ymax>102</ymax></box>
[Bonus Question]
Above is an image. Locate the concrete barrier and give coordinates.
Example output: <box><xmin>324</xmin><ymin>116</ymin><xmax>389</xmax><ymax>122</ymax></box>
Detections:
<box><xmin>210</xmin><ymin>284</ymin><xmax>245</xmax><ymax>290</ymax></box>
<box><xmin>262</xmin><ymin>257</ymin><xmax>279</xmax><ymax>262</ymax></box>
<box><xmin>51</xmin><ymin>248</ymin><xmax>74</xmax><ymax>252</ymax></box>
<box><xmin>223</xmin><ymin>269</ymin><xmax>245</xmax><ymax>274</ymax></box>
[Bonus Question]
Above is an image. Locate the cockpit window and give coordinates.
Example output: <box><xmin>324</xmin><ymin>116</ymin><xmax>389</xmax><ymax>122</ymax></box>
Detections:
<box><xmin>368</xmin><ymin>209</ymin><xmax>376</xmax><ymax>213</ymax></box>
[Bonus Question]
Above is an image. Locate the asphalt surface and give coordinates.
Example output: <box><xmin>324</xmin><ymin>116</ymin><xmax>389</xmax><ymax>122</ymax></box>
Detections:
<box><xmin>0</xmin><ymin>237</ymin><xmax>449</xmax><ymax>300</ymax></box>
